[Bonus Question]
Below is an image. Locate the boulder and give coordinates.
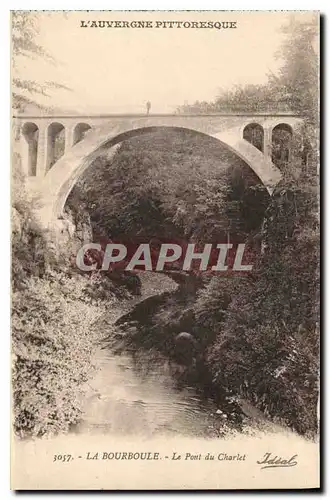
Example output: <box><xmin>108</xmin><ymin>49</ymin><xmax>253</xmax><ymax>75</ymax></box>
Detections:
<box><xmin>174</xmin><ymin>332</ymin><xmax>198</xmax><ymax>365</ymax></box>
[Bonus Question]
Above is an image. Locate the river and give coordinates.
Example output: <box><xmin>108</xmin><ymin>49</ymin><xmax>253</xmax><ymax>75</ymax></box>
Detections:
<box><xmin>75</xmin><ymin>272</ymin><xmax>227</xmax><ymax>438</ymax></box>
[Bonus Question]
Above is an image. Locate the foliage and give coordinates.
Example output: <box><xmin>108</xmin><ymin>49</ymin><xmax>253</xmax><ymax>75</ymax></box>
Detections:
<box><xmin>12</xmin><ymin>11</ymin><xmax>71</xmax><ymax>111</ymax></box>
<box><xmin>12</xmin><ymin>157</ymin><xmax>48</xmax><ymax>286</ymax></box>
<box><xmin>12</xmin><ymin>151</ymin><xmax>139</xmax><ymax>437</ymax></box>
<box><xmin>206</xmin><ymin>178</ymin><xmax>319</xmax><ymax>434</ymax></box>
<box><xmin>68</xmin><ymin>130</ymin><xmax>268</xmax><ymax>244</ymax></box>
<box><xmin>12</xmin><ymin>271</ymin><xmax>108</xmax><ymax>437</ymax></box>
<box><xmin>177</xmin><ymin>14</ymin><xmax>318</xmax><ymax>116</ymax></box>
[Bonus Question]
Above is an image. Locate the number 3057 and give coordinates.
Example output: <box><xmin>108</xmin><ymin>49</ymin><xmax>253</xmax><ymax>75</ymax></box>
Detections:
<box><xmin>53</xmin><ymin>454</ymin><xmax>72</xmax><ymax>462</ymax></box>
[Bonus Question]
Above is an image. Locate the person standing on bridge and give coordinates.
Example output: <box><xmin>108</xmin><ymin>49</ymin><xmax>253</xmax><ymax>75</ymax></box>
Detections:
<box><xmin>146</xmin><ymin>101</ymin><xmax>151</xmax><ymax>115</ymax></box>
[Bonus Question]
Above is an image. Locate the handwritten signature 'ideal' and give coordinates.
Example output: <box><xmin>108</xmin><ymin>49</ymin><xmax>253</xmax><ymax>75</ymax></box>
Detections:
<box><xmin>257</xmin><ymin>453</ymin><xmax>298</xmax><ymax>469</ymax></box>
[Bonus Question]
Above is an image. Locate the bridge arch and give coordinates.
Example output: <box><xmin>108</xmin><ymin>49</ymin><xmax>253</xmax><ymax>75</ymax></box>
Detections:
<box><xmin>243</xmin><ymin>123</ymin><xmax>264</xmax><ymax>152</ymax></box>
<box><xmin>73</xmin><ymin>122</ymin><xmax>92</xmax><ymax>145</ymax></box>
<box><xmin>35</xmin><ymin>124</ymin><xmax>283</xmax><ymax>228</ymax></box>
<box><xmin>46</xmin><ymin>122</ymin><xmax>65</xmax><ymax>171</ymax></box>
<box><xmin>271</xmin><ymin>123</ymin><xmax>293</xmax><ymax>166</ymax></box>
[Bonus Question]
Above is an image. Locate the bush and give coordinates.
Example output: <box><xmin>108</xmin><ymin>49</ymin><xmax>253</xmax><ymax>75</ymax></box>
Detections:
<box><xmin>205</xmin><ymin>178</ymin><xmax>319</xmax><ymax>436</ymax></box>
<box><xmin>12</xmin><ymin>271</ymin><xmax>108</xmax><ymax>437</ymax></box>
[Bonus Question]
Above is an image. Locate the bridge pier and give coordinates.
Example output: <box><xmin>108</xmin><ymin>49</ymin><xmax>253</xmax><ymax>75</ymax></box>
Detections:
<box><xmin>65</xmin><ymin>126</ymin><xmax>75</xmax><ymax>153</ymax></box>
<box><xmin>263</xmin><ymin>127</ymin><xmax>273</xmax><ymax>160</ymax></box>
<box><xmin>36</xmin><ymin>124</ymin><xmax>47</xmax><ymax>178</ymax></box>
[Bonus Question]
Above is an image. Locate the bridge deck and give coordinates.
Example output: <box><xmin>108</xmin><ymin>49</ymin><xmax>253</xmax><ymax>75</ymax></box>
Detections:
<box><xmin>13</xmin><ymin>112</ymin><xmax>301</xmax><ymax>119</ymax></box>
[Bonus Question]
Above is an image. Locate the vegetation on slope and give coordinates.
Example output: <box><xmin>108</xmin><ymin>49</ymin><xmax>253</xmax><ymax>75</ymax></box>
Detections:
<box><xmin>11</xmin><ymin>155</ymin><xmax>137</xmax><ymax>437</ymax></box>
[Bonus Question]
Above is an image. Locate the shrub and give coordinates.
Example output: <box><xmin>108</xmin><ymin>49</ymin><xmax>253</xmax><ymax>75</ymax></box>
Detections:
<box><xmin>12</xmin><ymin>271</ymin><xmax>108</xmax><ymax>437</ymax></box>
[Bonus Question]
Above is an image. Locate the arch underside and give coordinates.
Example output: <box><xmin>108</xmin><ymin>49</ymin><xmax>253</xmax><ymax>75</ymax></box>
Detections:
<box><xmin>36</xmin><ymin>125</ymin><xmax>282</xmax><ymax>227</ymax></box>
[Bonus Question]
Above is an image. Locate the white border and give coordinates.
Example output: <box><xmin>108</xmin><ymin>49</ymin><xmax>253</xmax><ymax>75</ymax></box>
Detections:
<box><xmin>2</xmin><ymin>2</ymin><xmax>329</xmax><ymax>10</ymax></box>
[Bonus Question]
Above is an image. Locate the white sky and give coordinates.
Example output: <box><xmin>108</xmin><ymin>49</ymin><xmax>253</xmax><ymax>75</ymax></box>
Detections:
<box><xmin>13</xmin><ymin>11</ymin><xmax>314</xmax><ymax>114</ymax></box>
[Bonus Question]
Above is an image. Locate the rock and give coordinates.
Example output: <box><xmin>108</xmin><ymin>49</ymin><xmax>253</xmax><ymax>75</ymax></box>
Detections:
<box><xmin>45</xmin><ymin>205</ymin><xmax>95</xmax><ymax>263</ymax></box>
<box><xmin>175</xmin><ymin>332</ymin><xmax>196</xmax><ymax>342</ymax></box>
<box><xmin>174</xmin><ymin>332</ymin><xmax>198</xmax><ymax>366</ymax></box>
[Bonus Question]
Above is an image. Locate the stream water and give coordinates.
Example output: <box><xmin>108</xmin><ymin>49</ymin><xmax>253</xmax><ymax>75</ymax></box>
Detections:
<box><xmin>77</xmin><ymin>348</ymin><xmax>220</xmax><ymax>438</ymax></box>
<box><xmin>75</xmin><ymin>272</ymin><xmax>223</xmax><ymax>438</ymax></box>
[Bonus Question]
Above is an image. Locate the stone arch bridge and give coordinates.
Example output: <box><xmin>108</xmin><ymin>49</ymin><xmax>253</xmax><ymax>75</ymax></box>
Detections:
<box><xmin>13</xmin><ymin>112</ymin><xmax>303</xmax><ymax>229</ymax></box>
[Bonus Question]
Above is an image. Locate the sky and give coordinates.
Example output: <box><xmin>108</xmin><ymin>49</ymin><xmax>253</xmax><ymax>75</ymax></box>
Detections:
<box><xmin>13</xmin><ymin>11</ymin><xmax>314</xmax><ymax>114</ymax></box>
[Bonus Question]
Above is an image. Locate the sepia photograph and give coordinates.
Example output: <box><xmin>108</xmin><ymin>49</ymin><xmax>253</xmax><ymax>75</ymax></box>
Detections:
<box><xmin>10</xmin><ymin>10</ymin><xmax>320</xmax><ymax>490</ymax></box>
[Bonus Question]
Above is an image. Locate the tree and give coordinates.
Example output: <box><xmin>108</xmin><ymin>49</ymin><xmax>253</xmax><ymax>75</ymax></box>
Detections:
<box><xmin>12</xmin><ymin>11</ymin><xmax>71</xmax><ymax>112</ymax></box>
<box><xmin>203</xmin><ymin>15</ymin><xmax>319</xmax><ymax>435</ymax></box>
<box><xmin>177</xmin><ymin>14</ymin><xmax>318</xmax><ymax>117</ymax></box>
<box><xmin>68</xmin><ymin>129</ymin><xmax>268</xmax><ymax>247</ymax></box>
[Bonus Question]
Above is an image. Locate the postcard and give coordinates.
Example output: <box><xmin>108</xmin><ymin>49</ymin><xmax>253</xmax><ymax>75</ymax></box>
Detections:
<box><xmin>11</xmin><ymin>10</ymin><xmax>320</xmax><ymax>490</ymax></box>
